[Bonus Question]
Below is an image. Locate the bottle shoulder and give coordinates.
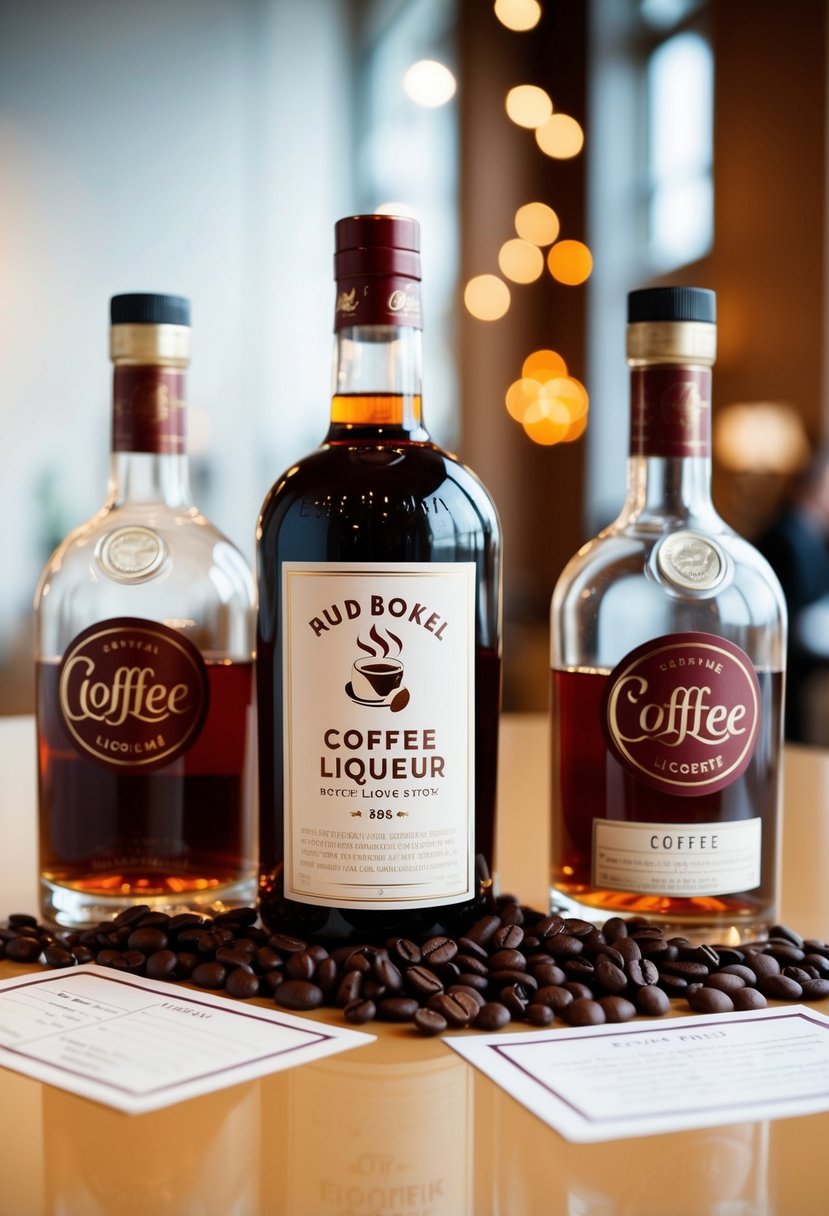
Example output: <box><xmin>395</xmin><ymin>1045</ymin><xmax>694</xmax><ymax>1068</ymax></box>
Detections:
<box><xmin>258</xmin><ymin>439</ymin><xmax>500</xmax><ymax>538</ymax></box>
<box><xmin>35</xmin><ymin>502</ymin><xmax>254</xmax><ymax>659</ymax></box>
<box><xmin>552</xmin><ymin>521</ymin><xmax>786</xmax><ymax>669</ymax></box>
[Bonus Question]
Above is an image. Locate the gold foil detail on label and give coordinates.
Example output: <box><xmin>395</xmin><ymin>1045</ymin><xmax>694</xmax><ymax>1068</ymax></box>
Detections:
<box><xmin>98</xmin><ymin>527</ymin><xmax>167</xmax><ymax>582</ymax></box>
<box><xmin>656</xmin><ymin>531</ymin><xmax>724</xmax><ymax>591</ymax></box>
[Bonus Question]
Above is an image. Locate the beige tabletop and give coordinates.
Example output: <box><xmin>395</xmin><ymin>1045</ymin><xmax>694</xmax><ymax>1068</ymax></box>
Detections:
<box><xmin>0</xmin><ymin>713</ymin><xmax>827</xmax><ymax>1215</ymax></box>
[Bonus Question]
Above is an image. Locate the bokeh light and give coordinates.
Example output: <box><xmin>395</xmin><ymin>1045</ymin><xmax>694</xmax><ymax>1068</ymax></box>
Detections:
<box><xmin>514</xmin><ymin>202</ymin><xmax>560</xmax><ymax>247</ymax></box>
<box><xmin>403</xmin><ymin>60</ymin><xmax>457</xmax><ymax>108</ymax></box>
<box><xmin>506</xmin><ymin>358</ymin><xmax>590</xmax><ymax>447</ymax></box>
<box><xmin>464</xmin><ymin>274</ymin><xmax>511</xmax><ymax>320</ymax></box>
<box><xmin>522</xmin><ymin>348</ymin><xmax>568</xmax><ymax>380</ymax></box>
<box><xmin>505</xmin><ymin>84</ymin><xmax>553</xmax><ymax>129</ymax></box>
<box><xmin>535</xmin><ymin>113</ymin><xmax>585</xmax><ymax>158</ymax></box>
<box><xmin>548</xmin><ymin>239</ymin><xmax>593</xmax><ymax>285</ymax></box>
<box><xmin>494</xmin><ymin>0</ymin><xmax>542</xmax><ymax>32</ymax></box>
<box><xmin>498</xmin><ymin>238</ymin><xmax>544</xmax><ymax>283</ymax></box>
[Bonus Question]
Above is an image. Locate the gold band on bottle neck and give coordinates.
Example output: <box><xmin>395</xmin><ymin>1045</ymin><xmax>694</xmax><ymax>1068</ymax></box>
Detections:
<box><xmin>110</xmin><ymin>323</ymin><xmax>191</xmax><ymax>367</ymax></box>
<box><xmin>626</xmin><ymin>320</ymin><xmax>717</xmax><ymax>366</ymax></box>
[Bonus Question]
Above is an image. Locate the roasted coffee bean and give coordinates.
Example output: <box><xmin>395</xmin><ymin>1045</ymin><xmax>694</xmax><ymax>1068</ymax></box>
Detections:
<box><xmin>127</xmin><ymin>927</ymin><xmax>169</xmax><ymax>955</ymax></box>
<box><xmin>285</xmin><ymin>951</ymin><xmax>317</xmax><ymax>981</ymax></box>
<box><xmin>782</xmin><ymin>966</ymin><xmax>814</xmax><ymax>984</ymax></box>
<box><xmin>564</xmin><ymin>981</ymin><xmax>593</xmax><ymax>1001</ymax></box>
<box><xmin>405</xmin><ymin>965</ymin><xmax>444</xmax><ymax>998</ymax></box>
<box><xmin>420</xmin><ymin>936</ymin><xmax>458</xmax><ymax>966</ymax></box>
<box><xmin>260</xmin><ymin>969</ymin><xmax>285</xmax><ymax>994</ymax></box>
<box><xmin>428</xmin><ymin>990</ymin><xmax>479</xmax><ymax>1027</ymax></box>
<box><xmin>770</xmin><ymin>924</ymin><xmax>804</xmax><ymax>948</ymax></box>
<box><xmin>174</xmin><ymin>952</ymin><xmax>199</xmax><ymax>977</ymax></box>
<box><xmin>110</xmin><ymin>905</ymin><xmax>149</xmax><ymax>928</ymax></box>
<box><xmin>43</xmin><ymin>944</ymin><xmax>74</xmax><ymax>968</ymax></box>
<box><xmin>448</xmin><ymin>983</ymin><xmax>486</xmax><ymax>1008</ymax></box>
<box><xmin>594</xmin><ymin>947</ymin><xmax>626</xmax><ymax>971</ymax></box>
<box><xmin>377</xmin><ymin>997</ymin><xmax>420</xmax><ymax>1023</ymax></box>
<box><xmin>269</xmin><ymin>933</ymin><xmax>308</xmax><ymax>955</ymax></box>
<box><xmin>534</xmin><ymin>915</ymin><xmax>566</xmax><ymax>939</ymax></box>
<box><xmin>455</xmin><ymin>953</ymin><xmax>488</xmax><ymax>977</ymax></box>
<box><xmin>225</xmin><ymin>969</ymin><xmax>260</xmax><ymax>999</ymax></box>
<box><xmin>743</xmin><ymin>951</ymin><xmax>781</xmax><ymax>980</ymax></box>
<box><xmin>490</xmin><ymin>969</ymin><xmax>538</xmax><ymax>992</ymax></box>
<box><xmin>659</xmin><ymin>959</ymin><xmax>711</xmax><ymax>980</ymax></box>
<box><xmin>499</xmin><ymin>985</ymin><xmax>530</xmax><ymax>1019</ymax></box>
<box><xmin>720</xmin><ymin>964</ymin><xmax>758</xmax><ymax>985</ymax></box>
<box><xmin>413</xmin><ymin>1008</ymin><xmax>448</xmax><ymax>1036</ymax></box>
<box><xmin>191</xmin><ymin>962</ymin><xmax>227</xmax><ymax>989</ymax></box>
<box><xmin>135</xmin><ymin>912</ymin><xmax>171</xmax><ymax>929</ymax></box>
<box><xmin>498</xmin><ymin>903</ymin><xmax>525</xmax><ymax>927</ymax></box>
<box><xmin>564</xmin><ymin>997</ymin><xmax>606</xmax><ymax>1026</ymax></box>
<box><xmin>601</xmin><ymin>916</ymin><xmax>628</xmax><ymax>944</ymax></box>
<box><xmin>766</xmin><ymin>943</ymin><xmax>806</xmax><ymax>965</ymax></box>
<box><xmin>546</xmin><ymin>934</ymin><xmax>584</xmax><ymax>960</ymax></box>
<box><xmin>71</xmin><ymin>945</ymin><xmax>95</xmax><ymax>965</ymax></box>
<box><xmin>146</xmin><ymin>950</ymin><xmax>179</xmax><ymax>980</ymax></box>
<box><xmin>335</xmin><ymin>972</ymin><xmax>363</xmax><ymax>1007</ymax></box>
<box><xmin>626</xmin><ymin>957</ymin><xmax>659</xmax><ymax>988</ymax></box>
<box><xmin>800</xmin><ymin>978</ymin><xmax>829</xmax><ymax>1000</ymax></box>
<box><xmin>463</xmin><ymin>916</ymin><xmax>501</xmax><ymax>948</ymax></box>
<box><xmin>391</xmin><ymin>938</ymin><xmax>421</xmax><ymax>966</ymax></box>
<box><xmin>527</xmin><ymin>1002</ymin><xmax>554</xmax><ymax>1027</ymax></box>
<box><xmin>457</xmin><ymin>973</ymin><xmax>489</xmax><ymax>993</ymax></box>
<box><xmin>255</xmin><ymin>946</ymin><xmax>283</xmax><ymax>973</ymax></box>
<box><xmin>635</xmin><ymin>985</ymin><xmax>671</xmax><ymax>1017</ymax></box>
<box><xmin>594</xmin><ymin>959</ymin><xmax>628</xmax><ymax>995</ymax></box>
<box><xmin>372</xmin><ymin>958</ymin><xmax>403</xmax><ymax>992</ymax></box>
<box><xmin>475</xmin><ymin>1001</ymin><xmax>511</xmax><ymax>1030</ymax></box>
<box><xmin>615</xmin><ymin>938</ymin><xmax>642</xmax><ymax>964</ymax></box>
<box><xmin>687</xmin><ymin>987</ymin><xmax>734</xmax><ymax>1014</ymax></box>
<box><xmin>167</xmin><ymin>913</ymin><xmax>204</xmax><ymax>933</ymax></box>
<box><xmin>344</xmin><ymin>999</ymin><xmax>377</xmax><ymax>1024</ymax></box>
<box><xmin>657</xmin><ymin>973</ymin><xmax>689</xmax><ymax>997</ymax></box>
<box><xmin>731</xmin><ymin>987</ymin><xmax>768</xmax><ymax>1011</ymax></box>
<box><xmin>704</xmin><ymin>972</ymin><xmax>746</xmax><ymax>994</ymax></box>
<box><xmin>599</xmin><ymin>996</ymin><xmax>636</xmax><ymax>1023</ymax></box>
<box><xmin>564</xmin><ymin>918</ymin><xmax>595</xmax><ymax>938</ymax></box>
<box><xmin>434</xmin><ymin>962</ymin><xmax>462</xmax><ymax>984</ymax></box>
<box><xmin>97</xmin><ymin>949</ymin><xmax>145</xmax><ymax>974</ymax></box>
<box><xmin>532</xmin><ymin>962</ymin><xmax>566</xmax><ymax>987</ymax></box>
<box><xmin>456</xmin><ymin>936</ymin><xmax>489</xmax><ymax>962</ymax></box>
<box><xmin>534</xmin><ymin>985</ymin><xmax>574</xmax><ymax>1013</ymax></box>
<box><xmin>216</xmin><ymin>946</ymin><xmax>256</xmax><ymax>969</ymax></box>
<box><xmin>361</xmin><ymin>980</ymin><xmax>386</xmax><ymax>1001</ymax></box>
<box><xmin>493</xmin><ymin>924</ymin><xmax>524</xmax><ymax>950</ymax></box>
<box><xmin>215</xmin><ymin>906</ymin><xmax>258</xmax><ymax>927</ymax></box>
<box><xmin>275</xmin><ymin>980</ymin><xmax>324</xmax><ymax>1011</ymax></box>
<box><xmin>760</xmin><ymin>974</ymin><xmax>803</xmax><ymax>1001</ymax></box>
<box><xmin>197</xmin><ymin>928</ymin><xmax>234</xmax><ymax>956</ymax></box>
<box><xmin>564</xmin><ymin>959</ymin><xmax>595</xmax><ymax>984</ymax></box>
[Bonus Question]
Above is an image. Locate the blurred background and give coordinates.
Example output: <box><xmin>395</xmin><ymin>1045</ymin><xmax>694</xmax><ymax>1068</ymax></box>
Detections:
<box><xmin>1</xmin><ymin>0</ymin><xmax>827</xmax><ymax>736</ymax></box>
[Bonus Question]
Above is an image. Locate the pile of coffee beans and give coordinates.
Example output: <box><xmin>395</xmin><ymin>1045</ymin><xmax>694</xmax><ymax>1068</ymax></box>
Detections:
<box><xmin>2</xmin><ymin>900</ymin><xmax>828</xmax><ymax>1036</ymax></box>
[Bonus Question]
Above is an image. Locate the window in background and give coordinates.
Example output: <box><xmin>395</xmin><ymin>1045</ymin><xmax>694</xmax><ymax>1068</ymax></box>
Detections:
<box><xmin>646</xmin><ymin>29</ymin><xmax>713</xmax><ymax>269</ymax></box>
<box><xmin>353</xmin><ymin>0</ymin><xmax>460</xmax><ymax>446</ymax></box>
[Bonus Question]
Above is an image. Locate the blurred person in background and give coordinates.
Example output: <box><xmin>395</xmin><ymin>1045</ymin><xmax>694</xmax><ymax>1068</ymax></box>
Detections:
<box><xmin>757</xmin><ymin>449</ymin><xmax>829</xmax><ymax>743</ymax></box>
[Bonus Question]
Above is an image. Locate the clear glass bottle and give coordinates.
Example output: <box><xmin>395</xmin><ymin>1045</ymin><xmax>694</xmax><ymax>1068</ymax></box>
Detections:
<box><xmin>35</xmin><ymin>293</ymin><xmax>257</xmax><ymax>926</ymax></box>
<box><xmin>257</xmin><ymin>214</ymin><xmax>501</xmax><ymax>944</ymax></box>
<box><xmin>550</xmin><ymin>286</ymin><xmax>786</xmax><ymax>942</ymax></box>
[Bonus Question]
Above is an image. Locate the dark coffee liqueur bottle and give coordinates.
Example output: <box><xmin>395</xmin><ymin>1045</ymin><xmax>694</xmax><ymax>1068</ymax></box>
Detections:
<box><xmin>550</xmin><ymin>287</ymin><xmax>786</xmax><ymax>942</ymax></box>
<box><xmin>257</xmin><ymin>214</ymin><xmax>502</xmax><ymax>943</ymax></box>
<box><xmin>35</xmin><ymin>294</ymin><xmax>257</xmax><ymax>927</ymax></box>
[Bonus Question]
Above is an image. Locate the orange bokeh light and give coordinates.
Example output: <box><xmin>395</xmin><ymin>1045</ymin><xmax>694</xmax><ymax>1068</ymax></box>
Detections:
<box><xmin>535</xmin><ymin>113</ymin><xmax>585</xmax><ymax>159</ymax></box>
<box><xmin>547</xmin><ymin>240</ymin><xmax>593</xmax><ymax>285</ymax></box>
<box><xmin>521</xmin><ymin>348</ymin><xmax>568</xmax><ymax>381</ymax></box>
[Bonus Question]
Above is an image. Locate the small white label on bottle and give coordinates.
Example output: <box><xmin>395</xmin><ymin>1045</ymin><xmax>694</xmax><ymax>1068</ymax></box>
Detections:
<box><xmin>592</xmin><ymin>818</ymin><xmax>762</xmax><ymax>897</ymax></box>
<box><xmin>282</xmin><ymin>561</ymin><xmax>476</xmax><ymax>909</ymax></box>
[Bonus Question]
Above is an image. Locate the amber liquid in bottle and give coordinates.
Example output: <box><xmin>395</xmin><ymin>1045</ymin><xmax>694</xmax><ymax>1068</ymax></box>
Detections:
<box><xmin>257</xmin><ymin>216</ymin><xmax>501</xmax><ymax>944</ymax></box>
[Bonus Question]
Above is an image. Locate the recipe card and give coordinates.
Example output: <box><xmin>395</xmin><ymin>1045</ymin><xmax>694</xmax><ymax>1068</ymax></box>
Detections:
<box><xmin>447</xmin><ymin>1006</ymin><xmax>829</xmax><ymax>1143</ymax></box>
<box><xmin>0</xmin><ymin>964</ymin><xmax>373</xmax><ymax>1114</ymax></box>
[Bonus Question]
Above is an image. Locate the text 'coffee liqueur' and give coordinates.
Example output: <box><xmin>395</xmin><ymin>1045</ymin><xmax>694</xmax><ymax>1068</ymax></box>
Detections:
<box><xmin>550</xmin><ymin>287</ymin><xmax>786</xmax><ymax>940</ymax></box>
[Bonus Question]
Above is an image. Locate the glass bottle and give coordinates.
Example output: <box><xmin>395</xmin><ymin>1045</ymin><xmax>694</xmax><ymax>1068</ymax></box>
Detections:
<box><xmin>35</xmin><ymin>293</ymin><xmax>257</xmax><ymax>927</ymax></box>
<box><xmin>550</xmin><ymin>286</ymin><xmax>786</xmax><ymax>941</ymax></box>
<box><xmin>257</xmin><ymin>214</ymin><xmax>501</xmax><ymax>943</ymax></box>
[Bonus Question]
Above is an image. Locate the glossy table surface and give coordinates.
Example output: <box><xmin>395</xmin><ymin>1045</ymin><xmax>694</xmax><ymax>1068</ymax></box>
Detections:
<box><xmin>1</xmin><ymin>713</ymin><xmax>828</xmax><ymax>1215</ymax></box>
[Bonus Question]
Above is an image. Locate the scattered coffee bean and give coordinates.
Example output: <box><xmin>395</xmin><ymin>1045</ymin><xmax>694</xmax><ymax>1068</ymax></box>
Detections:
<box><xmin>413</xmin><ymin>1008</ymin><xmax>448</xmax><ymax>1036</ymax></box>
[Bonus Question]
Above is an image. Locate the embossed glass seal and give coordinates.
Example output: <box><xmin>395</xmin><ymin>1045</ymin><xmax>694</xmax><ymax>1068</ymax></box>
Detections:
<box><xmin>98</xmin><ymin>526</ymin><xmax>167</xmax><ymax>582</ymax></box>
<box><xmin>656</xmin><ymin>530</ymin><xmax>725</xmax><ymax>592</ymax></box>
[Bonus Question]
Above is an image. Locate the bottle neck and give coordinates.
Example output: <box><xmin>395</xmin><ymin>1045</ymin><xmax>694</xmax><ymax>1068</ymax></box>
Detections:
<box><xmin>622</xmin><ymin>362</ymin><xmax>716</xmax><ymax>523</ymax></box>
<box><xmin>108</xmin><ymin>364</ymin><xmax>192</xmax><ymax>507</ymax></box>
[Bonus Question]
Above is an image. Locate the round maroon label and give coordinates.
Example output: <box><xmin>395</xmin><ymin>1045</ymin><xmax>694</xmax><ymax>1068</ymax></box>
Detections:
<box><xmin>603</xmin><ymin>632</ymin><xmax>760</xmax><ymax>797</ymax></box>
<box><xmin>58</xmin><ymin>618</ymin><xmax>209</xmax><ymax>771</ymax></box>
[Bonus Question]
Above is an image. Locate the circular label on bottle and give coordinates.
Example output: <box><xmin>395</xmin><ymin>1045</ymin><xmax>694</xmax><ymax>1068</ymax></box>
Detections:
<box><xmin>58</xmin><ymin>617</ymin><xmax>209</xmax><ymax>772</ymax></box>
<box><xmin>603</xmin><ymin>632</ymin><xmax>761</xmax><ymax>797</ymax></box>
<box><xmin>656</xmin><ymin>531</ymin><xmax>725</xmax><ymax>592</ymax></box>
<box><xmin>98</xmin><ymin>526</ymin><xmax>167</xmax><ymax>582</ymax></box>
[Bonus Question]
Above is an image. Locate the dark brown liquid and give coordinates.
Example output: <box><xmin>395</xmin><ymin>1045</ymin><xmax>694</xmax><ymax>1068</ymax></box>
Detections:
<box><xmin>257</xmin><ymin>423</ymin><xmax>501</xmax><ymax>943</ymax></box>
<box><xmin>550</xmin><ymin>666</ymin><xmax>782</xmax><ymax>925</ymax></box>
<box><xmin>37</xmin><ymin>661</ymin><xmax>255</xmax><ymax>897</ymax></box>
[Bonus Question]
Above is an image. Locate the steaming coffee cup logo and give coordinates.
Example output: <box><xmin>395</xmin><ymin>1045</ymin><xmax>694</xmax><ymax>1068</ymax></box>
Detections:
<box><xmin>346</xmin><ymin>627</ymin><xmax>410</xmax><ymax>712</ymax></box>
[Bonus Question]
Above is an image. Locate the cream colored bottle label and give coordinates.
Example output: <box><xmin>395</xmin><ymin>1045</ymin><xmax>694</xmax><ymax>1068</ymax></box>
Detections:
<box><xmin>282</xmin><ymin>561</ymin><xmax>476</xmax><ymax>909</ymax></box>
<box><xmin>593</xmin><ymin>818</ymin><xmax>762</xmax><ymax>897</ymax></box>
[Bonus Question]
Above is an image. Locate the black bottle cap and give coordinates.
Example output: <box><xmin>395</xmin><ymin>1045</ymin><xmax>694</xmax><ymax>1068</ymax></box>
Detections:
<box><xmin>628</xmin><ymin>286</ymin><xmax>716</xmax><ymax>325</ymax></box>
<box><xmin>110</xmin><ymin>293</ymin><xmax>191</xmax><ymax>326</ymax></box>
